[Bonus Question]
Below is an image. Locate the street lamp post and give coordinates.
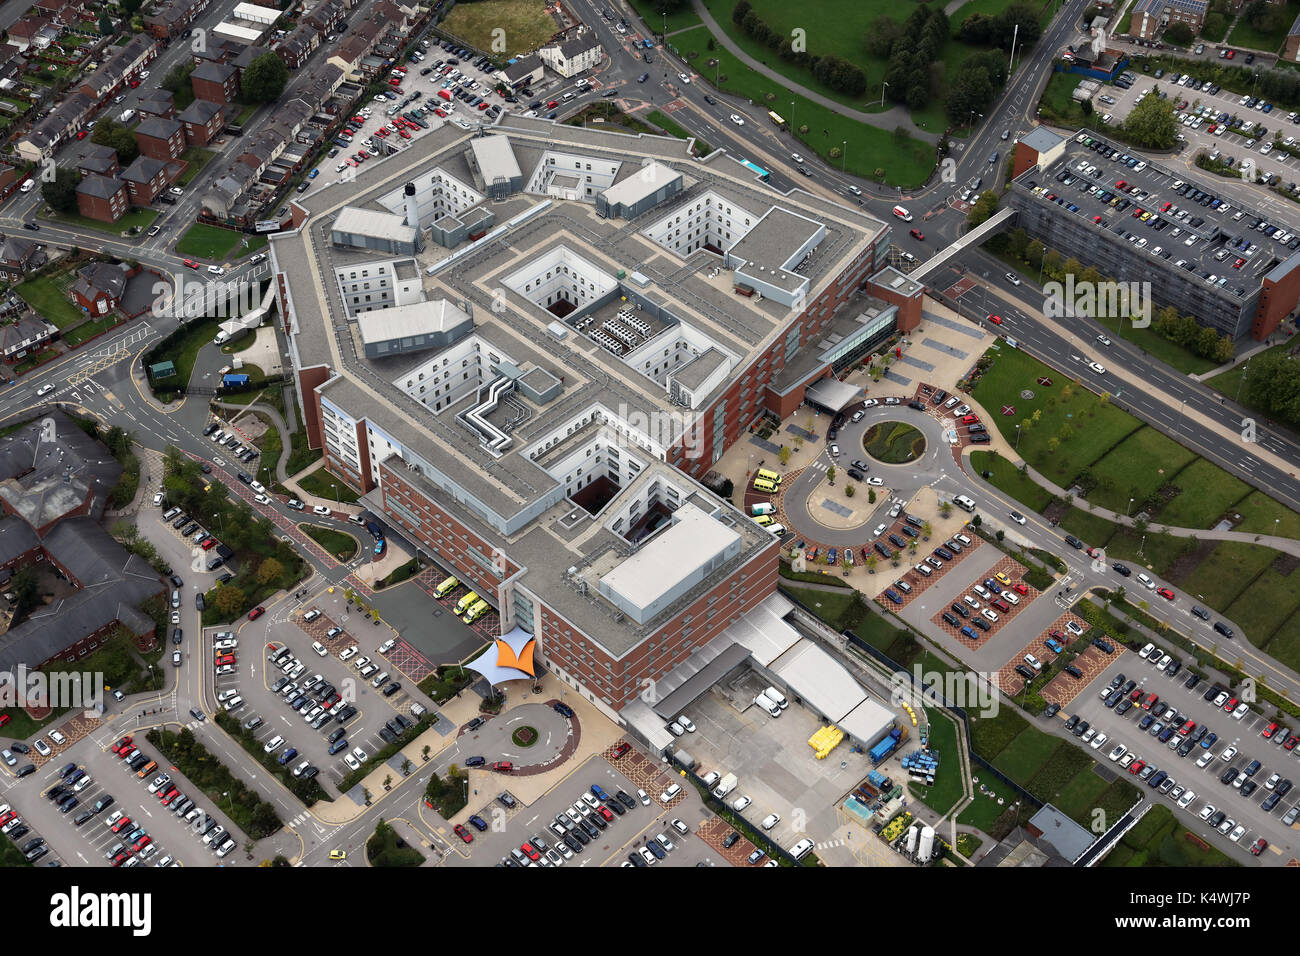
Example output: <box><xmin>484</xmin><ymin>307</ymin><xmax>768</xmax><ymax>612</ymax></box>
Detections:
<box><xmin>332</xmin><ymin>483</ymin><xmax>339</xmax><ymax>505</ymax></box>
<box><xmin>1127</xmin><ymin>497</ymin><xmax>1134</xmax><ymax>519</ymax></box>
<box><xmin>1015</xmin><ymin>424</ymin><xmax>1021</xmax><ymax>450</ymax></box>
<box><xmin>212</xmin><ymin>512</ymin><xmax>224</xmax><ymax>534</ymax></box>
<box><xmin>841</xmin><ymin>140</ymin><xmax>847</xmax><ymax>172</ymax></box>
<box><xmin>880</xmin><ymin>81</ymin><xmax>888</xmax><ymax>108</ymax></box>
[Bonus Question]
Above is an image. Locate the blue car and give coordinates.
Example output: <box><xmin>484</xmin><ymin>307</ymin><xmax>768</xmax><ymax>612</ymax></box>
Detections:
<box><xmin>1044</xmin><ymin>637</ymin><xmax>1063</xmax><ymax>654</ymax></box>
<box><xmin>278</xmin><ymin>747</ymin><xmax>298</xmax><ymax>766</ymax></box>
<box><xmin>465</xmin><ymin>755</ymin><xmax>486</xmax><ymax>767</ymax></box>
<box><xmin>884</xmin><ymin>589</ymin><xmax>902</xmax><ymax>605</ymax></box>
<box><xmin>1200</xmin><ymin>732</ymin><xmax>1218</xmax><ymax>749</ymax></box>
<box><xmin>552</xmin><ymin>701</ymin><xmax>574</xmax><ymax>718</ymax></box>
<box><xmin>328</xmin><ymin>738</ymin><xmax>349</xmax><ymax>755</ymax></box>
<box><xmin>983</xmin><ymin>578</ymin><xmax>1003</xmax><ymax>595</ymax></box>
<box><xmin>645</xmin><ymin>839</ymin><xmax>666</xmax><ymax>860</ymax></box>
<box><xmin>591</xmin><ymin>784</ymin><xmax>610</xmax><ymax>802</ymax></box>
<box><xmin>827</xmin><ymin>548</ymin><xmax>837</xmax><ymax>564</ymax></box>
<box><xmin>308</xmin><ymin>169</ymin><xmax>319</xmax><ymax>179</ymax></box>
<box><xmin>468</xmin><ymin>814</ymin><xmax>488</xmax><ymax>831</ymax></box>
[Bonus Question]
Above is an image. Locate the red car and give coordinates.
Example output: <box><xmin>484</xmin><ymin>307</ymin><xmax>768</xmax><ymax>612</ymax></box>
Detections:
<box><xmin>183</xmin><ymin>259</ymin><xmax>199</xmax><ymax>269</ymax></box>
<box><xmin>215</xmin><ymin>653</ymin><xmax>236</xmax><ymax>667</ymax></box>
<box><xmin>1092</xmin><ymin>215</ymin><xmax>1103</xmax><ymax>224</ymax></box>
<box><xmin>111</xmin><ymin>852</ymin><xmax>129</xmax><ymax>867</ymax></box>
<box><xmin>111</xmin><ymin>815</ymin><xmax>133</xmax><ymax>833</ymax></box>
<box><xmin>1263</xmin><ymin>722</ymin><xmax>1279</xmax><ymax>739</ymax></box>
<box><xmin>1013</xmin><ymin>583</ymin><xmax>1029</xmax><ymax>595</ymax></box>
<box><xmin>1129</xmin><ymin>688</ymin><xmax>1143</xmax><ymax>702</ymax></box>
<box><xmin>399</xmin><ymin>129</ymin><xmax>411</xmax><ymax>139</ymax></box>
<box><xmin>1225</xmin><ymin>49</ymin><xmax>1236</xmax><ymax>59</ymax></box>
<box><xmin>991</xmin><ymin>598</ymin><xmax>1010</xmax><ymax>613</ymax></box>
<box><xmin>546</xmin><ymin>100</ymin><xmax>559</xmax><ymax>109</ymax></box>
<box><xmin>112</xmin><ymin>735</ymin><xmax>133</xmax><ymax>754</ymax></box>
<box><xmin>909</xmin><ymin>228</ymin><xmax>924</xmax><ymax>240</ymax></box>
<box><xmin>200</xmin><ymin>538</ymin><xmax>216</xmax><ymax>550</ymax></box>
<box><xmin>129</xmin><ymin>79</ymin><xmax>140</xmax><ymax>88</ymax></box>
<box><xmin>453</xmin><ymin>823</ymin><xmax>473</xmax><ymax>843</ymax></box>
<box><xmin>161</xmin><ymin>788</ymin><xmax>179</xmax><ymax>805</ymax></box>
<box><xmin>1250</xmin><ymin>838</ymin><xmax>1267</xmax><ymax>856</ymax></box>
<box><xmin>133</xmin><ymin>834</ymin><xmax>151</xmax><ymax>850</ymax></box>
<box><xmin>1285</xmin><ymin>735</ymin><xmax>1299</xmax><ymax>751</ymax></box>
<box><xmin>0</xmin><ymin>714</ymin><xmax>8</xmax><ymax>728</ymax></box>
<box><xmin>987</xmin><ymin>314</ymin><xmax>1002</xmax><ymax>325</ymax></box>
<box><xmin>76</xmin><ymin>130</ymin><xmax>88</xmax><ymax>140</ymax></box>
<box><xmin>611</xmin><ymin>742</ymin><xmax>630</xmax><ymax>759</ymax></box>
<box><xmin>395</xmin><ymin>66</ymin><xmax>407</xmax><ymax>73</ymax></box>
<box><xmin>1141</xmin><ymin>693</ymin><xmax>1159</xmax><ymax>710</ymax></box>
<box><xmin>1128</xmin><ymin>759</ymin><xmax>1145</xmax><ymax>776</ymax></box>
<box><xmin>961</xmin><ymin>414</ymin><xmax>980</xmax><ymax>424</ymax></box>
<box><xmin>1115</xmin><ymin>180</ymin><xmax>1127</xmax><ymax>189</ymax></box>
<box><xmin>491</xmin><ymin>761</ymin><xmax>512</xmax><ymax>772</ymax></box>
<box><xmin>248</xmin><ymin>606</ymin><xmax>265</xmax><ymax>620</ymax></box>
<box><xmin>1156</xmin><ymin>587</ymin><xmax>1174</xmax><ymax>601</ymax></box>
<box><xmin>1224</xmin><ymin>697</ymin><xmax>1239</xmax><ymax>712</ymax></box>
<box><xmin>520</xmin><ymin>841</ymin><xmax>540</xmax><ymax>861</ymax></box>
<box><xmin>596</xmin><ymin>805</ymin><xmax>613</xmax><ymax>822</ymax></box>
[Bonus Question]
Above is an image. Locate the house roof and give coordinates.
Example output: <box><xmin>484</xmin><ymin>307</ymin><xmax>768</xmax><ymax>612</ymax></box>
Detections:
<box><xmin>0</xmin><ymin>412</ymin><xmax>122</xmax><ymax>529</ymax></box>
<box><xmin>135</xmin><ymin>115</ymin><xmax>181</xmax><ymax>141</ymax></box>
<box><xmin>76</xmin><ymin>173</ymin><xmax>125</xmax><ymax>200</ymax></box>
<box><xmin>178</xmin><ymin>98</ymin><xmax>223</xmax><ymax>123</ymax></box>
<box><xmin>119</xmin><ymin>155</ymin><xmax>168</xmax><ymax>183</ymax></box>
<box><xmin>71</xmin><ymin>260</ymin><xmax>130</xmax><ymax>301</ymax></box>
<box><xmin>0</xmin><ymin>235</ymin><xmax>39</xmax><ymax>264</ymax></box>
<box><xmin>0</xmin><ymin>314</ymin><xmax>56</xmax><ymax>355</ymax></box>
<box><xmin>193</xmin><ymin>60</ymin><xmax>237</xmax><ymax>83</ymax></box>
<box><xmin>77</xmin><ymin>144</ymin><xmax>118</xmax><ymax>176</ymax></box>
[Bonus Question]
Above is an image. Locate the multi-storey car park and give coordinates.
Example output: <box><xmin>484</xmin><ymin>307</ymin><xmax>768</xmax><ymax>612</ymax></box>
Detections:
<box><xmin>268</xmin><ymin>115</ymin><xmax>925</xmax><ymax>728</ymax></box>
<box><xmin>1008</xmin><ymin>126</ymin><xmax>1300</xmax><ymax>341</ymax></box>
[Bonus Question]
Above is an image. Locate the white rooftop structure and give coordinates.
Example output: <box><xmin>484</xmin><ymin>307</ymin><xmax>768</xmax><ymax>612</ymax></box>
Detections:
<box><xmin>601</xmin><ymin>161</ymin><xmax>682</xmax><ymax>207</ymax></box>
<box><xmin>772</xmin><ymin>640</ymin><xmax>895</xmax><ymax>745</ymax></box>
<box><xmin>232</xmin><ymin>1</ymin><xmax>278</xmax><ymax>23</ymax></box>
<box><xmin>356</xmin><ymin>299</ymin><xmax>470</xmax><ymax>345</ymax></box>
<box><xmin>333</xmin><ymin>206</ymin><xmax>417</xmax><ymax>245</ymax></box>
<box><xmin>214</xmin><ymin>22</ymin><xmax>265</xmax><ymax>43</ymax></box>
<box><xmin>469</xmin><ymin>134</ymin><xmax>522</xmax><ymax>185</ymax></box>
<box><xmin>599</xmin><ymin>503</ymin><xmax>741</xmax><ymax>624</ymax></box>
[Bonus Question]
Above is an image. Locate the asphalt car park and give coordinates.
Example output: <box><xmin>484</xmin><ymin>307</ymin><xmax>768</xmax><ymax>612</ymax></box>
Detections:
<box><xmin>448</xmin><ymin>755</ymin><xmax>722</xmax><ymax>867</ymax></box>
<box><xmin>1055</xmin><ymin>641</ymin><xmax>1298</xmax><ymax>857</ymax></box>
<box><xmin>232</xmin><ymin>611</ymin><xmax>434</xmax><ymax>793</ymax></box>
<box><xmin>0</xmin><ymin>797</ymin><xmax>61</xmax><ymax>865</ymax></box>
<box><xmin>1098</xmin><ymin>71</ymin><xmax>1300</xmax><ymax>217</ymax></box>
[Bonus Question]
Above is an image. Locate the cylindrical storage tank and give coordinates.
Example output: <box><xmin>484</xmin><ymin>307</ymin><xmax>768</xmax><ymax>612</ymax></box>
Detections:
<box><xmin>919</xmin><ymin>826</ymin><xmax>935</xmax><ymax>861</ymax></box>
<box><xmin>904</xmin><ymin>825</ymin><xmax>919</xmax><ymax>854</ymax></box>
<box><xmin>404</xmin><ymin>182</ymin><xmax>419</xmax><ymax>231</ymax></box>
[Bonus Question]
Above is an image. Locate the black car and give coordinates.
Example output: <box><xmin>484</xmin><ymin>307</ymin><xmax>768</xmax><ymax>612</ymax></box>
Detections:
<box><xmin>1043</xmin><ymin>701</ymin><xmax>1060</xmax><ymax>718</ymax></box>
<box><xmin>942</xmin><ymin>612</ymin><xmax>959</xmax><ymax>627</ymax></box>
<box><xmin>616</xmin><ymin>790</ymin><xmax>637</xmax><ymax>809</ymax></box>
<box><xmin>637</xmin><ymin>72</ymin><xmax>649</xmax><ymax>82</ymax></box>
<box><xmin>497</xmin><ymin>791</ymin><xmax>517</xmax><ymax>809</ymax></box>
<box><xmin>334</xmin><ymin>705</ymin><xmax>357</xmax><ymax>723</ymax></box>
<box><xmin>1072</xmin><ymin>719</ymin><xmax>1089</xmax><ymax>737</ymax></box>
<box><xmin>970</xmin><ymin>617</ymin><xmax>990</xmax><ymax>631</ymax></box>
<box><xmin>1112</xmin><ymin>562</ymin><xmax>1131</xmax><ymax>576</ymax></box>
<box><xmin>382</xmin><ymin>681</ymin><xmax>402</xmax><ymax>697</ymax></box>
<box><xmin>1116</xmin><ymin>699</ymin><xmax>1134</xmax><ymax>715</ymax></box>
<box><xmin>1092</xmin><ymin>636</ymin><xmax>1114</xmax><ymax>653</ymax></box>
<box><xmin>722</xmin><ymin>831</ymin><xmax>740</xmax><ymax>848</ymax></box>
<box><xmin>378</xmin><ymin>728</ymin><xmax>398</xmax><ymax>745</ymax></box>
<box><xmin>1064</xmin><ymin>534</ymin><xmax>1084</xmax><ymax>549</ymax></box>
<box><xmin>1203</xmin><ymin>683</ymin><xmax>1223</xmax><ymax>702</ymax></box>
<box><xmin>1220</xmin><ymin>766</ymin><xmax>1238</xmax><ymax>785</ymax></box>
<box><xmin>1213</xmin><ymin>621</ymin><xmax>1234</xmax><ymax>638</ymax></box>
<box><xmin>605</xmin><ymin>798</ymin><xmax>626</xmax><ymax>816</ymax></box>
<box><xmin>950</xmin><ymin>602</ymin><xmax>970</xmax><ymax>619</ymax></box>
<box><xmin>1064</xmin><ymin>714</ymin><xmax>1079</xmax><ymax>731</ymax></box>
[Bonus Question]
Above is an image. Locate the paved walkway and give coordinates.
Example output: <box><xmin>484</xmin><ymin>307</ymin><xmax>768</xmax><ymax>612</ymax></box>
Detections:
<box><xmin>688</xmin><ymin>0</ymin><xmax>939</xmax><ymax>144</ymax></box>
<box><xmin>1189</xmin><ymin>335</ymin><xmax>1290</xmax><ymax>383</ymax></box>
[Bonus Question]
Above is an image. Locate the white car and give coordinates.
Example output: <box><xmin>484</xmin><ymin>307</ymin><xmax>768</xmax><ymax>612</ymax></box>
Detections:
<box><xmin>1196</xmin><ymin>750</ymin><xmax>1215</xmax><ymax>768</ymax></box>
<box><xmin>729</xmin><ymin>113</ymin><xmax>745</xmax><ymax>126</ymax></box>
<box><xmin>35</xmin><ymin>383</ymin><xmax>55</xmax><ymax>397</ymax></box>
<box><xmin>791</xmin><ymin>153</ymin><xmax>804</xmax><ymax>164</ymax></box>
<box><xmin>1109</xmin><ymin>743</ymin><xmax>1127</xmax><ymax>762</ymax></box>
<box><xmin>981</xmin><ymin>608</ymin><xmax>998</xmax><ymax>623</ymax></box>
<box><xmin>1090</xmin><ymin>732</ymin><xmax>1108</xmax><ymax>751</ymax></box>
<box><xmin>678</xmin><ymin>72</ymin><xmax>690</xmax><ymax>84</ymax></box>
<box><xmin>1198</xmin><ymin>803</ymin><xmax>1216</xmax><ymax>822</ymax></box>
<box><xmin>313</xmin><ymin>505</ymin><xmax>332</xmax><ymax>517</ymax></box>
<box><xmin>1096</xmin><ymin>335</ymin><xmax>1112</xmax><ymax>346</ymax></box>
<box><xmin>1228</xmin><ymin>824</ymin><xmax>1246</xmax><ymax>843</ymax></box>
<box><xmin>1220</xmin><ymin>746</ymin><xmax>1238</xmax><ymax>762</ymax></box>
<box><xmin>1009</xmin><ymin>511</ymin><xmax>1027</xmax><ymax>525</ymax></box>
<box><xmin>254</xmin><ymin>493</ymin><xmax>270</xmax><ymax>505</ymax></box>
<box><xmin>1177</xmin><ymin>789</ymin><xmax>1196</xmax><ymax>809</ymax></box>
<box><xmin>339</xmin><ymin>646</ymin><xmax>358</xmax><ymax>661</ymax></box>
<box><xmin>343</xmin><ymin>753</ymin><xmax>360</xmax><ymax>771</ymax></box>
<box><xmin>168</xmin><ymin>186</ymin><xmax>183</xmax><ymax>196</ymax></box>
<box><xmin>250</xmin><ymin>480</ymin><xmax>266</xmax><ymax>494</ymax></box>
<box><xmin>865</xmin><ymin>477</ymin><xmax>884</xmax><ymax>486</ymax></box>
<box><xmin>1087</xmin><ymin>361</ymin><xmax>1106</xmax><ymax>374</ymax></box>
<box><xmin>731</xmin><ymin>794</ymin><xmax>751</xmax><ymax>812</ymax></box>
<box><xmin>153</xmin><ymin>492</ymin><xmax>165</xmax><ymax>506</ymax></box>
<box><xmin>676</xmin><ymin>715</ymin><xmax>696</xmax><ymax>733</ymax></box>
<box><xmin>1232</xmin><ymin>703</ymin><xmax>1250</xmax><ymax>720</ymax></box>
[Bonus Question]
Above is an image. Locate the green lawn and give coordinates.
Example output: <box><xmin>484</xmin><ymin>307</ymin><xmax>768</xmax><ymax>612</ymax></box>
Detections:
<box><xmin>440</xmin><ymin>0</ymin><xmax>557</xmax><ymax>56</ymax></box>
<box><xmin>1104</xmin><ymin>804</ymin><xmax>1238</xmax><ymax>867</ymax></box>
<box><xmin>297</xmin><ymin>467</ymin><xmax>361</xmax><ymax>503</ymax></box>
<box><xmin>956</xmin><ymin>768</ymin><xmax>1022</xmax><ymax>833</ymax></box>
<box><xmin>299</xmin><ymin>523</ymin><xmax>358</xmax><ymax>560</ymax></box>
<box><xmin>1203</xmin><ymin>339</ymin><xmax>1293</xmax><ymax>405</ymax></box>
<box><xmin>1177</xmin><ymin>541</ymin><xmax>1278</xmax><ymax>614</ymax></box>
<box><xmin>1225</xmin><ymin>561</ymin><xmax>1300</xmax><ymax>657</ymax></box>
<box><xmin>176</xmin><ymin>223</ymin><xmax>247</xmax><ymax>261</ymax></box>
<box><xmin>670</xmin><ymin>25</ymin><xmax>935</xmax><ymax>186</ymax></box>
<box><xmin>1084</xmin><ymin>426</ymin><xmax>1199</xmax><ymax>515</ymax></box>
<box><xmin>779</xmin><ymin>584</ymin><xmax>867</xmax><ymax>631</ymax></box>
<box><xmin>907</xmin><ymin>708</ymin><xmax>966</xmax><ymax>816</ymax></box>
<box><xmin>862</xmin><ymin>421</ymin><xmax>925</xmax><ymax>463</ymax></box>
<box><xmin>1155</xmin><ymin>458</ymin><xmax>1251</xmax><ymax>530</ymax></box>
<box><xmin>971</xmin><ymin>451</ymin><xmax>1056</xmax><ymax>512</ymax></box>
<box><xmin>1233</xmin><ymin>489</ymin><xmax>1300</xmax><ymax>539</ymax></box>
<box><xmin>629</xmin><ymin>0</ymin><xmax>703</xmax><ymax>34</ymax></box>
<box><xmin>15</xmin><ymin>273</ymin><xmax>85</xmax><ymax>329</ymax></box>
<box><xmin>175</xmin><ymin>147</ymin><xmax>217</xmax><ymax>187</ymax></box>
<box><xmin>40</xmin><ymin>206</ymin><xmax>158</xmax><ymax>235</ymax></box>
<box><xmin>62</xmin><ymin>314</ymin><xmax>123</xmax><ymax>347</ymax></box>
<box><xmin>991</xmin><ymin>728</ymin><xmax>1062</xmax><ymax>781</ymax></box>
<box><xmin>971</xmin><ymin>344</ymin><xmax>1142</xmax><ymax>489</ymax></box>
<box><xmin>1225</xmin><ymin>2</ymin><xmax>1299</xmax><ymax>53</ymax></box>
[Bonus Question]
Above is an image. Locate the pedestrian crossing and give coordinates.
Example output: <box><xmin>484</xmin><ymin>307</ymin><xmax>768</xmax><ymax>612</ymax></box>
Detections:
<box><xmin>817</xmin><ymin>838</ymin><xmax>847</xmax><ymax>850</ymax></box>
<box><xmin>284</xmin><ymin>811</ymin><xmax>312</xmax><ymax>829</ymax></box>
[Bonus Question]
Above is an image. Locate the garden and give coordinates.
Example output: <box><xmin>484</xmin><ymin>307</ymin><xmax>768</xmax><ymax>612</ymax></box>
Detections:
<box><xmin>861</xmin><ymin>420</ymin><xmax>925</xmax><ymax>464</ymax></box>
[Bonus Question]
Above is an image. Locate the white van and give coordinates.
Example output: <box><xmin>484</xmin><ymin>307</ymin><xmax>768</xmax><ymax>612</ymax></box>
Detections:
<box><xmin>1137</xmin><ymin>572</ymin><xmax>1156</xmax><ymax>590</ymax></box>
<box><xmin>751</xmin><ymin>502</ymin><xmax>775</xmax><ymax>516</ymax></box>
<box><xmin>790</xmin><ymin>838</ymin><xmax>815</xmax><ymax>861</ymax></box>
<box><xmin>761</xmin><ymin>686</ymin><xmax>789</xmax><ymax>710</ymax></box>
<box><xmin>19</xmin><ymin>180</ymin><xmax>34</xmax><ymax>193</ymax></box>
<box><xmin>767</xmin><ymin>523</ymin><xmax>786</xmax><ymax>537</ymax></box>
<box><xmin>954</xmin><ymin>494</ymin><xmax>977</xmax><ymax>513</ymax></box>
<box><xmin>370</xmin><ymin>670</ymin><xmax>390</xmax><ymax>688</ymax></box>
<box><xmin>562</xmin><ymin>91</ymin><xmax>575</xmax><ymax>101</ymax></box>
<box><xmin>263</xmin><ymin>735</ymin><xmax>284</xmax><ymax>754</ymax></box>
<box><xmin>914</xmin><ymin>563</ymin><xmax>933</xmax><ymax>577</ymax></box>
<box><xmin>303</xmin><ymin>608</ymin><xmax>322</xmax><ymax>623</ymax></box>
<box><xmin>892</xmin><ymin>205</ymin><xmax>913</xmax><ymax>222</ymax></box>
<box><xmin>753</xmin><ymin>694</ymin><xmax>781</xmax><ymax>717</ymax></box>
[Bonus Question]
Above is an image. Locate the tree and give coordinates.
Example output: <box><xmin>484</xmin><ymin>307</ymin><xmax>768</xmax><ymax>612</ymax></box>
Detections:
<box><xmin>41</xmin><ymin>167</ymin><xmax>80</xmax><ymax>213</ymax></box>
<box><xmin>939</xmin><ymin>500</ymin><xmax>953</xmax><ymax>518</ymax></box>
<box><xmin>845</xmin><ymin>483</ymin><xmax>856</xmax><ymax>497</ymax></box>
<box><xmin>778</xmin><ymin>445</ymin><xmax>791</xmax><ymax>466</ymax></box>
<box><xmin>826</xmin><ymin>465</ymin><xmax>836</xmax><ymax>483</ymax></box>
<box><xmin>868</xmin><ymin>489</ymin><xmax>877</xmax><ymax>504</ymax></box>
<box><xmin>421</xmin><ymin>745</ymin><xmax>431</xmax><ymax>763</ymax></box>
<box><xmin>921</xmin><ymin>521</ymin><xmax>932</xmax><ymax>540</ymax></box>
<box><xmin>242</xmin><ymin>52</ymin><xmax>289</xmax><ymax>104</ymax></box>
<box><xmin>1123</xmin><ymin>94</ymin><xmax>1178</xmax><ymax>150</ymax></box>
<box><xmin>213</xmin><ymin>584</ymin><xmax>244</xmax><ymax>617</ymax></box>
<box><xmin>162</xmin><ymin>62</ymin><xmax>195</xmax><ymax>97</ymax></box>
<box><xmin>1163</xmin><ymin>21</ymin><xmax>1193</xmax><ymax>45</ymax></box>
<box><xmin>257</xmin><ymin>556</ymin><xmax>284</xmax><ymax>586</ymax></box>
<box><xmin>98</xmin><ymin>13</ymin><xmax>113</xmax><ymax>34</ymax></box>
<box><xmin>864</xmin><ymin>17</ymin><xmax>904</xmax><ymax>58</ymax></box>
<box><xmin>11</xmin><ymin>565</ymin><xmax>39</xmax><ymax>616</ymax></box>
<box><xmin>400</xmin><ymin>758</ymin><xmax>413</xmax><ymax>776</ymax></box>
<box><xmin>967</xmin><ymin>189</ymin><xmax>999</xmax><ymax>226</ymax></box>
<box><xmin>1024</xmin><ymin>239</ymin><xmax>1045</xmax><ymax>267</ymax></box>
<box><xmin>91</xmin><ymin>118</ymin><xmax>138</xmax><ymax>165</ymax></box>
<box><xmin>732</xmin><ymin>0</ymin><xmax>751</xmax><ymax>25</ymax></box>
<box><xmin>866</xmin><ymin>555</ymin><xmax>878</xmax><ymax>574</ymax></box>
